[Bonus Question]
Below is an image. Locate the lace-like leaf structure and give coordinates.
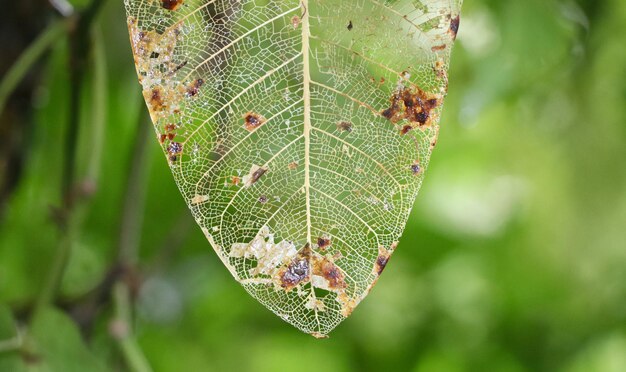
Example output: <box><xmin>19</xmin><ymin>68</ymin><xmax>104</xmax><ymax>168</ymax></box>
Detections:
<box><xmin>125</xmin><ymin>0</ymin><xmax>462</xmax><ymax>337</ymax></box>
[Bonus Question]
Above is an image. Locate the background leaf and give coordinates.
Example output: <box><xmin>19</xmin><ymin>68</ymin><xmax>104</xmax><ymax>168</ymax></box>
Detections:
<box><xmin>25</xmin><ymin>307</ymin><xmax>106</xmax><ymax>372</ymax></box>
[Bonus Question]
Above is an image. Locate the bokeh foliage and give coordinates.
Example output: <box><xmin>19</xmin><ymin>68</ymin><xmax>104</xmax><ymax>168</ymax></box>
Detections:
<box><xmin>1</xmin><ymin>0</ymin><xmax>625</xmax><ymax>370</ymax></box>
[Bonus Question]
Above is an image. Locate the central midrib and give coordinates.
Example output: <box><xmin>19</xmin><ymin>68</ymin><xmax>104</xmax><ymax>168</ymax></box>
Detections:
<box><xmin>301</xmin><ymin>0</ymin><xmax>312</xmax><ymax>246</ymax></box>
<box><xmin>302</xmin><ymin>2</ymin><xmax>324</xmax><ymax>332</ymax></box>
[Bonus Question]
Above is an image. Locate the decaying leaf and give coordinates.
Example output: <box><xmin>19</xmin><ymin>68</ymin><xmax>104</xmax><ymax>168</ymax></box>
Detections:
<box><xmin>124</xmin><ymin>0</ymin><xmax>462</xmax><ymax>337</ymax></box>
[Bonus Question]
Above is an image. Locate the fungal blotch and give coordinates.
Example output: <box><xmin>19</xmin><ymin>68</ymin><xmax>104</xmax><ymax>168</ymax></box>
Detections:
<box><xmin>380</xmin><ymin>84</ymin><xmax>442</xmax><ymax>129</ymax></box>
<box><xmin>147</xmin><ymin>86</ymin><xmax>166</xmax><ymax>112</ymax></box>
<box><xmin>250</xmin><ymin>167</ymin><xmax>267</xmax><ymax>184</ymax></box>
<box><xmin>336</xmin><ymin>121</ymin><xmax>353</xmax><ymax>132</ymax></box>
<box><xmin>450</xmin><ymin>15</ymin><xmax>460</xmax><ymax>40</ymax></box>
<box><xmin>167</xmin><ymin>141</ymin><xmax>183</xmax><ymax>162</ymax></box>
<box><xmin>243</xmin><ymin>112</ymin><xmax>266</xmax><ymax>132</ymax></box>
<box><xmin>375</xmin><ymin>255</ymin><xmax>389</xmax><ymax>275</ymax></box>
<box><xmin>243</xmin><ymin>165</ymin><xmax>268</xmax><ymax>187</ymax></box>
<box><xmin>382</xmin><ymin>108</ymin><xmax>394</xmax><ymax>120</ymax></box>
<box><xmin>278</xmin><ymin>244</ymin><xmax>311</xmax><ymax>291</ymax></box>
<box><xmin>374</xmin><ymin>244</ymin><xmax>393</xmax><ymax>276</ymax></box>
<box><xmin>313</xmin><ymin>257</ymin><xmax>347</xmax><ymax>290</ymax></box>
<box><xmin>161</xmin><ymin>0</ymin><xmax>184</xmax><ymax>11</ymax></box>
<box><xmin>129</xmin><ymin>19</ymin><xmax>188</xmax><ymax>121</ymax></box>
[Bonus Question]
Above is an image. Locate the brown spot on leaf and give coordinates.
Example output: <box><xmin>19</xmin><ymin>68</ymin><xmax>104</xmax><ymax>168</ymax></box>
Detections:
<box><xmin>317</xmin><ymin>236</ymin><xmax>331</xmax><ymax>250</ymax></box>
<box><xmin>382</xmin><ymin>108</ymin><xmax>394</xmax><ymax>120</ymax></box>
<box><xmin>291</xmin><ymin>15</ymin><xmax>301</xmax><ymax>29</ymax></box>
<box><xmin>243</xmin><ymin>112</ymin><xmax>266</xmax><ymax>132</ymax></box>
<box><xmin>161</xmin><ymin>0</ymin><xmax>184</xmax><ymax>11</ymax></box>
<box><xmin>160</xmin><ymin>123</ymin><xmax>178</xmax><ymax>143</ymax></box>
<box><xmin>186</xmin><ymin>78</ymin><xmax>204</xmax><ymax>97</ymax></box>
<box><xmin>170</xmin><ymin>60</ymin><xmax>187</xmax><ymax>75</ymax></box>
<box><xmin>450</xmin><ymin>15</ymin><xmax>460</xmax><ymax>40</ymax></box>
<box><xmin>336</xmin><ymin>121</ymin><xmax>353</xmax><ymax>132</ymax></box>
<box><xmin>258</xmin><ymin>195</ymin><xmax>268</xmax><ymax>204</ymax></box>
<box><xmin>288</xmin><ymin>161</ymin><xmax>298</xmax><ymax>170</ymax></box>
<box><xmin>231</xmin><ymin>176</ymin><xmax>240</xmax><ymax>186</ymax></box>
<box><xmin>431</xmin><ymin>44</ymin><xmax>447</xmax><ymax>52</ymax></box>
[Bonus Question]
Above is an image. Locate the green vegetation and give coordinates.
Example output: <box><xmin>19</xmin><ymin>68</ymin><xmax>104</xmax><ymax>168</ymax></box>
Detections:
<box><xmin>1</xmin><ymin>0</ymin><xmax>625</xmax><ymax>370</ymax></box>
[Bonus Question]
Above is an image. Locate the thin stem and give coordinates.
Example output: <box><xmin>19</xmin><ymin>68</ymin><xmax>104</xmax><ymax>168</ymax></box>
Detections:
<box><xmin>63</xmin><ymin>0</ymin><xmax>107</xmax><ymax>208</ymax></box>
<box><xmin>112</xmin><ymin>283</ymin><xmax>153</xmax><ymax>372</ymax></box>
<box><xmin>0</xmin><ymin>18</ymin><xmax>68</xmax><ymax>118</ymax></box>
<box><xmin>33</xmin><ymin>0</ymin><xmax>109</xmax><ymax>320</ymax></box>
<box><xmin>33</xmin><ymin>229</ymin><xmax>74</xmax><ymax>316</ymax></box>
<box><xmin>86</xmin><ymin>26</ymin><xmax>107</xmax><ymax>184</ymax></box>
<box><xmin>117</xmin><ymin>107</ymin><xmax>153</xmax><ymax>266</ymax></box>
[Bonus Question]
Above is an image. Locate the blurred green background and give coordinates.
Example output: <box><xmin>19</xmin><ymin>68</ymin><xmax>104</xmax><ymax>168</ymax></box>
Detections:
<box><xmin>1</xmin><ymin>0</ymin><xmax>626</xmax><ymax>371</ymax></box>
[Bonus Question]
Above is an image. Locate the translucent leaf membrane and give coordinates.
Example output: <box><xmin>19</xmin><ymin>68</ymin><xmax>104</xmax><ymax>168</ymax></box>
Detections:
<box><xmin>125</xmin><ymin>0</ymin><xmax>462</xmax><ymax>337</ymax></box>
